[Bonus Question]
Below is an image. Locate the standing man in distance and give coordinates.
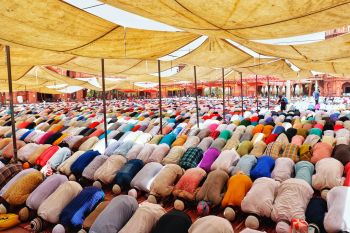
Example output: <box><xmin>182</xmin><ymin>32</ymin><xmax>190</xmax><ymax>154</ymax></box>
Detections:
<box><xmin>313</xmin><ymin>88</ymin><xmax>321</xmax><ymax>105</ymax></box>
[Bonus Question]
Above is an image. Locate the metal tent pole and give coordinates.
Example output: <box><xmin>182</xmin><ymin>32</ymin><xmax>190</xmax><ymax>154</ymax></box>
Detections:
<box><xmin>25</xmin><ymin>85</ymin><xmax>28</xmax><ymax>103</ymax></box>
<box><xmin>222</xmin><ymin>68</ymin><xmax>225</xmax><ymax>121</ymax></box>
<box><xmin>256</xmin><ymin>75</ymin><xmax>259</xmax><ymax>112</ymax></box>
<box><xmin>101</xmin><ymin>59</ymin><xmax>108</xmax><ymax>148</ymax></box>
<box><xmin>194</xmin><ymin>66</ymin><xmax>199</xmax><ymax>128</ymax></box>
<box><xmin>267</xmin><ymin>75</ymin><xmax>270</xmax><ymax>110</ymax></box>
<box><xmin>240</xmin><ymin>72</ymin><xmax>243</xmax><ymax>117</ymax></box>
<box><xmin>234</xmin><ymin>82</ymin><xmax>236</xmax><ymax>97</ymax></box>
<box><xmin>158</xmin><ymin>60</ymin><xmax>163</xmax><ymax>135</ymax></box>
<box><xmin>5</xmin><ymin>46</ymin><xmax>17</xmax><ymax>163</ymax></box>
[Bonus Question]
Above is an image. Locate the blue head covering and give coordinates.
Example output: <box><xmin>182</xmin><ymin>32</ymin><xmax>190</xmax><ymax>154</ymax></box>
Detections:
<box><xmin>59</xmin><ymin>186</ymin><xmax>105</xmax><ymax>228</ymax></box>
<box><xmin>250</xmin><ymin>156</ymin><xmax>275</xmax><ymax>180</ymax></box>
<box><xmin>71</xmin><ymin>150</ymin><xmax>101</xmax><ymax>174</ymax></box>
<box><xmin>295</xmin><ymin>161</ymin><xmax>314</xmax><ymax>186</ymax></box>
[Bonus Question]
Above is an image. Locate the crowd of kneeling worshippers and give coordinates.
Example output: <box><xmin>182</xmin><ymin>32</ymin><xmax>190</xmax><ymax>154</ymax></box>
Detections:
<box><xmin>0</xmin><ymin>98</ymin><xmax>348</xmax><ymax>233</ymax></box>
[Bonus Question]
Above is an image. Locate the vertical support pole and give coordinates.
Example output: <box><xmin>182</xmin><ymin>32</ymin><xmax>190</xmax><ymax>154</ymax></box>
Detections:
<box><xmin>240</xmin><ymin>72</ymin><xmax>243</xmax><ymax>117</ymax></box>
<box><xmin>234</xmin><ymin>82</ymin><xmax>236</xmax><ymax>97</ymax></box>
<box><xmin>5</xmin><ymin>46</ymin><xmax>17</xmax><ymax>163</ymax></box>
<box><xmin>101</xmin><ymin>59</ymin><xmax>108</xmax><ymax>149</ymax></box>
<box><xmin>158</xmin><ymin>60</ymin><xmax>163</xmax><ymax>135</ymax></box>
<box><xmin>194</xmin><ymin>66</ymin><xmax>199</xmax><ymax>128</ymax></box>
<box><xmin>25</xmin><ymin>85</ymin><xmax>28</xmax><ymax>103</ymax></box>
<box><xmin>256</xmin><ymin>75</ymin><xmax>259</xmax><ymax>112</ymax></box>
<box><xmin>286</xmin><ymin>80</ymin><xmax>291</xmax><ymax>101</ymax></box>
<box><xmin>315</xmin><ymin>74</ymin><xmax>318</xmax><ymax>91</ymax></box>
<box><xmin>222</xmin><ymin>68</ymin><xmax>225</xmax><ymax>121</ymax></box>
<box><xmin>267</xmin><ymin>75</ymin><xmax>270</xmax><ymax>110</ymax></box>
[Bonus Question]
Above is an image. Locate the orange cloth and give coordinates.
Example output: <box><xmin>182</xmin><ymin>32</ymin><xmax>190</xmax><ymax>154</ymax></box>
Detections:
<box><xmin>51</xmin><ymin>125</ymin><xmax>64</xmax><ymax>133</ymax></box>
<box><xmin>52</xmin><ymin>134</ymin><xmax>69</xmax><ymax>146</ymax></box>
<box><xmin>262</xmin><ymin>125</ymin><xmax>274</xmax><ymax>137</ymax></box>
<box><xmin>171</xmin><ymin>135</ymin><xmax>188</xmax><ymax>148</ymax></box>
<box><xmin>293</xmin><ymin>123</ymin><xmax>304</xmax><ymax>129</ymax></box>
<box><xmin>221</xmin><ymin>174</ymin><xmax>252</xmax><ymax>208</ymax></box>
<box><xmin>252</xmin><ymin>125</ymin><xmax>264</xmax><ymax>135</ymax></box>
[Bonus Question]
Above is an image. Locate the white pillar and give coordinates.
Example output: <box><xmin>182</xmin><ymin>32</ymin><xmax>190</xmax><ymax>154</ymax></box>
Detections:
<box><xmin>315</xmin><ymin>78</ymin><xmax>318</xmax><ymax>91</ymax></box>
<box><xmin>286</xmin><ymin>80</ymin><xmax>291</xmax><ymax>101</ymax></box>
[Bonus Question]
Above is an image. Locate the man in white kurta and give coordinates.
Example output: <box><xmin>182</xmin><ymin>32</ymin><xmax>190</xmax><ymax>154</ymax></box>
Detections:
<box><xmin>312</xmin><ymin>157</ymin><xmax>344</xmax><ymax>199</ymax></box>
<box><xmin>241</xmin><ymin>177</ymin><xmax>280</xmax><ymax>229</ymax></box>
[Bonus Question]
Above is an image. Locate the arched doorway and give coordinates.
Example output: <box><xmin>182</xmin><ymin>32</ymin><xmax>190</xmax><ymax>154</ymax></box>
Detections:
<box><xmin>342</xmin><ymin>82</ymin><xmax>350</xmax><ymax>96</ymax></box>
<box><xmin>292</xmin><ymin>84</ymin><xmax>298</xmax><ymax>96</ymax></box>
<box><xmin>302</xmin><ymin>84</ymin><xmax>307</xmax><ymax>95</ymax></box>
<box><xmin>311</xmin><ymin>84</ymin><xmax>315</xmax><ymax>94</ymax></box>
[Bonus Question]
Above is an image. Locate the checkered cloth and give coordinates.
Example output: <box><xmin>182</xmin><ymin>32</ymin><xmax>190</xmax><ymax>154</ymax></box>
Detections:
<box><xmin>264</xmin><ymin>141</ymin><xmax>282</xmax><ymax>160</ymax></box>
<box><xmin>209</xmin><ymin>130</ymin><xmax>220</xmax><ymax>140</ymax></box>
<box><xmin>178</xmin><ymin>147</ymin><xmax>204</xmax><ymax>170</ymax></box>
<box><xmin>0</xmin><ymin>164</ymin><xmax>23</xmax><ymax>190</ymax></box>
<box><xmin>282</xmin><ymin>143</ymin><xmax>300</xmax><ymax>162</ymax></box>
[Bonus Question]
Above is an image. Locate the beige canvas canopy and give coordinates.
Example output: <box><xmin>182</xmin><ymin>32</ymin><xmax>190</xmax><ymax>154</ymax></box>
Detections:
<box><xmin>174</xmin><ymin>38</ymin><xmax>252</xmax><ymax>68</ymax></box>
<box><xmin>2</xmin><ymin>0</ymin><xmax>350</xmax><ymax>87</ymax></box>
<box><xmin>100</xmin><ymin>0</ymin><xmax>350</xmax><ymax>40</ymax></box>
<box><xmin>0</xmin><ymin>0</ymin><xmax>199</xmax><ymax>59</ymax></box>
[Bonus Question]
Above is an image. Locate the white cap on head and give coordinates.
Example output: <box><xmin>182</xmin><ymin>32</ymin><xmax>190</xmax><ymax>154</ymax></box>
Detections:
<box><xmin>52</xmin><ymin>224</ymin><xmax>65</xmax><ymax>233</ymax></box>
<box><xmin>128</xmin><ymin>189</ymin><xmax>138</xmax><ymax>199</ymax></box>
<box><xmin>112</xmin><ymin>184</ymin><xmax>121</xmax><ymax>195</ymax></box>
<box><xmin>0</xmin><ymin>204</ymin><xmax>7</xmax><ymax>214</ymax></box>
<box><xmin>321</xmin><ymin>189</ymin><xmax>329</xmax><ymax>200</ymax></box>
<box><xmin>276</xmin><ymin>221</ymin><xmax>290</xmax><ymax>233</ymax></box>
<box><xmin>174</xmin><ymin>199</ymin><xmax>185</xmax><ymax>211</ymax></box>
<box><xmin>68</xmin><ymin>174</ymin><xmax>76</xmax><ymax>181</ymax></box>
<box><xmin>224</xmin><ymin>207</ymin><xmax>235</xmax><ymax>221</ymax></box>
<box><xmin>93</xmin><ymin>181</ymin><xmax>102</xmax><ymax>189</ymax></box>
<box><xmin>245</xmin><ymin>215</ymin><xmax>259</xmax><ymax>230</ymax></box>
<box><xmin>147</xmin><ymin>195</ymin><xmax>157</xmax><ymax>204</ymax></box>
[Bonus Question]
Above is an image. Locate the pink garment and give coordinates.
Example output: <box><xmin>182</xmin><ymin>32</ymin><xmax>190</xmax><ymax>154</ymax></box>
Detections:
<box><xmin>173</xmin><ymin>167</ymin><xmax>207</xmax><ymax>201</ymax></box>
<box><xmin>241</xmin><ymin>177</ymin><xmax>280</xmax><ymax>218</ymax></box>
<box><xmin>271</xmin><ymin>179</ymin><xmax>313</xmax><ymax>225</ymax></box>
<box><xmin>312</xmin><ymin>158</ymin><xmax>344</xmax><ymax>191</ymax></box>
<box><xmin>208</xmin><ymin>123</ymin><xmax>219</xmax><ymax>132</ymax></box>
<box><xmin>291</xmin><ymin>135</ymin><xmax>305</xmax><ymax>147</ymax></box>
<box><xmin>311</xmin><ymin>142</ymin><xmax>333</xmax><ymax>164</ymax></box>
<box><xmin>324</xmin><ymin>186</ymin><xmax>350</xmax><ymax>233</ymax></box>
<box><xmin>37</xmin><ymin>131</ymin><xmax>54</xmax><ymax>144</ymax></box>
